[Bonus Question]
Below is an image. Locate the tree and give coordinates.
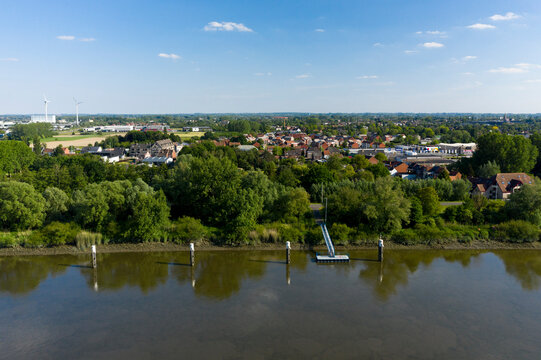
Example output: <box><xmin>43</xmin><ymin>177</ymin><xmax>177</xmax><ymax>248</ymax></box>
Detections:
<box><xmin>43</xmin><ymin>187</ymin><xmax>69</xmax><ymax>222</ymax></box>
<box><xmin>437</xmin><ymin>168</ymin><xmax>450</xmax><ymax>180</ymax></box>
<box><xmin>417</xmin><ymin>187</ymin><xmax>440</xmax><ymax>217</ymax></box>
<box><xmin>366</xmin><ymin>163</ymin><xmax>389</xmax><ymax>178</ymax></box>
<box><xmin>0</xmin><ymin>182</ymin><xmax>46</xmax><ymax>230</ymax></box>
<box><xmin>473</xmin><ymin>133</ymin><xmax>537</xmax><ymax>173</ymax></box>
<box><xmin>504</xmin><ymin>183</ymin><xmax>541</xmax><ymax>226</ymax></box>
<box><xmin>32</xmin><ymin>137</ymin><xmax>42</xmax><ymax>156</ymax></box>
<box><xmin>351</xmin><ymin>155</ymin><xmax>369</xmax><ymax>170</ymax></box>
<box><xmin>360</xmin><ymin>177</ymin><xmax>411</xmax><ymax>233</ymax></box>
<box><xmin>375</xmin><ymin>152</ymin><xmax>388</xmax><ymax>162</ymax></box>
<box><xmin>477</xmin><ymin>161</ymin><xmax>501</xmax><ymax>178</ymax></box>
<box><xmin>0</xmin><ymin>141</ymin><xmax>35</xmax><ymax>176</ymax></box>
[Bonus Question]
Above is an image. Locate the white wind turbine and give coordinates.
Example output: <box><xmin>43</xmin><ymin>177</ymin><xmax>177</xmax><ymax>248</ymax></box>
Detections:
<box><xmin>43</xmin><ymin>95</ymin><xmax>51</xmax><ymax>123</ymax></box>
<box><xmin>74</xmin><ymin>98</ymin><xmax>83</xmax><ymax>126</ymax></box>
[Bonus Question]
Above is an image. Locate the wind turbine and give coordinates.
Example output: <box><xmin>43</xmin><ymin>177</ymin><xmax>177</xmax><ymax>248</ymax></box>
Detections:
<box><xmin>43</xmin><ymin>95</ymin><xmax>51</xmax><ymax>123</ymax></box>
<box><xmin>74</xmin><ymin>98</ymin><xmax>83</xmax><ymax>126</ymax></box>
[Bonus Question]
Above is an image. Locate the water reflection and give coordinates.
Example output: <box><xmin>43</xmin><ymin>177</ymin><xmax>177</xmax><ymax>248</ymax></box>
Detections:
<box><xmin>1</xmin><ymin>250</ymin><xmax>540</xmax><ymax>299</ymax></box>
<box><xmin>358</xmin><ymin>250</ymin><xmax>485</xmax><ymax>301</ymax></box>
<box><xmin>0</xmin><ymin>256</ymin><xmax>70</xmax><ymax>295</ymax></box>
<box><xmin>494</xmin><ymin>250</ymin><xmax>541</xmax><ymax>290</ymax></box>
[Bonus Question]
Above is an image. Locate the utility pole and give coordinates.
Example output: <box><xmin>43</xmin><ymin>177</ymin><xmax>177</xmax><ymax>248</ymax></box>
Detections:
<box><xmin>325</xmin><ymin>197</ymin><xmax>328</xmax><ymax>224</ymax></box>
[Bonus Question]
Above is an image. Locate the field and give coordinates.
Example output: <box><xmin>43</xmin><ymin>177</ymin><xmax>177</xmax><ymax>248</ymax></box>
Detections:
<box><xmin>42</xmin><ymin>131</ymin><xmax>205</xmax><ymax>148</ymax></box>
<box><xmin>43</xmin><ymin>133</ymin><xmax>127</xmax><ymax>148</ymax></box>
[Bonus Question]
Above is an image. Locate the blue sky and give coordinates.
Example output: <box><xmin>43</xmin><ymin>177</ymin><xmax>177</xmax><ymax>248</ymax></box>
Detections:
<box><xmin>2</xmin><ymin>0</ymin><xmax>541</xmax><ymax>114</ymax></box>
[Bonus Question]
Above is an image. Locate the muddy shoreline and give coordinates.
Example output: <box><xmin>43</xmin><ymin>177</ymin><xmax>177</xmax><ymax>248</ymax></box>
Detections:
<box><xmin>0</xmin><ymin>240</ymin><xmax>540</xmax><ymax>256</ymax></box>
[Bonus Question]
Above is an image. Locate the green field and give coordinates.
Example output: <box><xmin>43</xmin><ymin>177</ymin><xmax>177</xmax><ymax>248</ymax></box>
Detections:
<box><xmin>42</xmin><ymin>135</ymin><xmax>99</xmax><ymax>142</ymax></box>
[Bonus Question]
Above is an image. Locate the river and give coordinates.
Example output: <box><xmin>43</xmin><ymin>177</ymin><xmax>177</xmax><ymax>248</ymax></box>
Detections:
<box><xmin>1</xmin><ymin>250</ymin><xmax>540</xmax><ymax>359</ymax></box>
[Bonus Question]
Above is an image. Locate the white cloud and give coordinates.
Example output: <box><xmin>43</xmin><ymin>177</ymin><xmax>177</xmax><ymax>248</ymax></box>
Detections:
<box><xmin>516</xmin><ymin>63</ymin><xmax>541</xmax><ymax>69</ymax></box>
<box><xmin>79</xmin><ymin>38</ymin><xmax>96</xmax><ymax>42</ymax></box>
<box><xmin>57</xmin><ymin>35</ymin><xmax>75</xmax><ymax>40</ymax></box>
<box><xmin>295</xmin><ymin>74</ymin><xmax>311</xmax><ymax>79</ymax></box>
<box><xmin>489</xmin><ymin>67</ymin><xmax>527</xmax><ymax>74</ymax></box>
<box><xmin>462</xmin><ymin>55</ymin><xmax>477</xmax><ymax>61</ymax></box>
<box><xmin>417</xmin><ymin>30</ymin><xmax>447</xmax><ymax>37</ymax></box>
<box><xmin>523</xmin><ymin>79</ymin><xmax>541</xmax><ymax>83</ymax></box>
<box><xmin>254</xmin><ymin>72</ymin><xmax>272</xmax><ymax>76</ymax></box>
<box><xmin>356</xmin><ymin>75</ymin><xmax>378</xmax><ymax>79</ymax></box>
<box><xmin>490</xmin><ymin>12</ymin><xmax>520</xmax><ymax>21</ymax></box>
<box><xmin>373</xmin><ymin>42</ymin><xmax>384</xmax><ymax>47</ymax></box>
<box><xmin>467</xmin><ymin>23</ymin><xmax>496</xmax><ymax>30</ymax></box>
<box><xmin>314</xmin><ymin>29</ymin><xmax>325</xmax><ymax>32</ymax></box>
<box><xmin>422</xmin><ymin>42</ymin><xmax>444</xmax><ymax>48</ymax></box>
<box><xmin>0</xmin><ymin>57</ymin><xmax>19</xmax><ymax>62</ymax></box>
<box><xmin>204</xmin><ymin>21</ymin><xmax>253</xmax><ymax>32</ymax></box>
<box><xmin>404</xmin><ymin>50</ymin><xmax>418</xmax><ymax>54</ymax></box>
<box><xmin>462</xmin><ymin>72</ymin><xmax>475</xmax><ymax>76</ymax></box>
<box><xmin>158</xmin><ymin>53</ymin><xmax>181</xmax><ymax>60</ymax></box>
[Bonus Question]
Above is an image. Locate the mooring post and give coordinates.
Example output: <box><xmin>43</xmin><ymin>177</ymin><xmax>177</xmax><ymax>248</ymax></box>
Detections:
<box><xmin>286</xmin><ymin>264</ymin><xmax>291</xmax><ymax>285</ymax></box>
<box><xmin>190</xmin><ymin>243</ymin><xmax>195</xmax><ymax>267</ymax></box>
<box><xmin>286</xmin><ymin>241</ymin><xmax>291</xmax><ymax>264</ymax></box>
<box><xmin>378</xmin><ymin>239</ymin><xmax>384</xmax><ymax>262</ymax></box>
<box><xmin>91</xmin><ymin>245</ymin><xmax>97</xmax><ymax>269</ymax></box>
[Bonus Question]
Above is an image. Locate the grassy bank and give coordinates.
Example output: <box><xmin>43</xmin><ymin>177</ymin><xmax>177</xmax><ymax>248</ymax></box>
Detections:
<box><xmin>1</xmin><ymin>240</ymin><xmax>540</xmax><ymax>256</ymax></box>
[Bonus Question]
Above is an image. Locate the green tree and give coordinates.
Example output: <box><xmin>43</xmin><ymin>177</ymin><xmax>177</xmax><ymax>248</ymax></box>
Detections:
<box><xmin>360</xmin><ymin>177</ymin><xmax>411</xmax><ymax>233</ymax></box>
<box><xmin>375</xmin><ymin>152</ymin><xmax>388</xmax><ymax>162</ymax></box>
<box><xmin>43</xmin><ymin>187</ymin><xmax>70</xmax><ymax>222</ymax></box>
<box><xmin>0</xmin><ymin>141</ymin><xmax>35</xmax><ymax>176</ymax></box>
<box><xmin>473</xmin><ymin>133</ymin><xmax>537</xmax><ymax>173</ymax></box>
<box><xmin>477</xmin><ymin>160</ymin><xmax>501</xmax><ymax>178</ymax></box>
<box><xmin>417</xmin><ymin>187</ymin><xmax>440</xmax><ymax>217</ymax></box>
<box><xmin>504</xmin><ymin>184</ymin><xmax>541</xmax><ymax>226</ymax></box>
<box><xmin>0</xmin><ymin>182</ymin><xmax>46</xmax><ymax>230</ymax></box>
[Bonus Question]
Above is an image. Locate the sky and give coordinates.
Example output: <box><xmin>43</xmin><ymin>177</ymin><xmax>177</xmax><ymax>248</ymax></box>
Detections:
<box><xmin>2</xmin><ymin>0</ymin><xmax>541</xmax><ymax>114</ymax></box>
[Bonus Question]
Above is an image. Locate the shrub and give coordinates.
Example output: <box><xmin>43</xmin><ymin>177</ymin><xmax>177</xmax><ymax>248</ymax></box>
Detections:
<box><xmin>491</xmin><ymin>220</ymin><xmax>539</xmax><ymax>243</ymax></box>
<box><xmin>329</xmin><ymin>223</ymin><xmax>352</xmax><ymax>246</ymax></box>
<box><xmin>26</xmin><ymin>222</ymin><xmax>80</xmax><ymax>247</ymax></box>
<box><xmin>277</xmin><ymin>223</ymin><xmax>305</xmax><ymax>244</ymax></box>
<box><xmin>168</xmin><ymin>217</ymin><xmax>209</xmax><ymax>245</ymax></box>
<box><xmin>75</xmin><ymin>231</ymin><xmax>104</xmax><ymax>250</ymax></box>
<box><xmin>248</xmin><ymin>224</ymin><xmax>280</xmax><ymax>244</ymax></box>
<box><xmin>0</xmin><ymin>232</ymin><xmax>19</xmax><ymax>248</ymax></box>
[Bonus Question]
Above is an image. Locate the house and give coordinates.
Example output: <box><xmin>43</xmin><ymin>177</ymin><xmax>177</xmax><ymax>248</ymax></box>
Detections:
<box><xmin>129</xmin><ymin>143</ymin><xmax>152</xmax><ymax>159</ymax></box>
<box><xmin>471</xmin><ymin>173</ymin><xmax>533</xmax><ymax>200</ymax></box>
<box><xmin>367</xmin><ymin>156</ymin><xmax>379</xmax><ymax>165</ymax></box>
<box><xmin>388</xmin><ymin>161</ymin><xmax>409</xmax><ymax>176</ymax></box>
<box><xmin>306</xmin><ymin>146</ymin><xmax>322</xmax><ymax>161</ymax></box>
<box><xmin>151</xmin><ymin>139</ymin><xmax>174</xmax><ymax>157</ymax></box>
<box><xmin>96</xmin><ymin>147</ymin><xmax>125</xmax><ymax>163</ymax></box>
<box><xmin>238</xmin><ymin>145</ymin><xmax>257</xmax><ymax>151</ymax></box>
<box><xmin>142</xmin><ymin>156</ymin><xmax>174</xmax><ymax>166</ymax></box>
<box><xmin>81</xmin><ymin>146</ymin><xmax>102</xmax><ymax>154</ymax></box>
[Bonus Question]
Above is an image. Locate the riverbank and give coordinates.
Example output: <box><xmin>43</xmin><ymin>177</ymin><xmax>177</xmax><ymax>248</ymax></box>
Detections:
<box><xmin>1</xmin><ymin>240</ymin><xmax>540</xmax><ymax>256</ymax></box>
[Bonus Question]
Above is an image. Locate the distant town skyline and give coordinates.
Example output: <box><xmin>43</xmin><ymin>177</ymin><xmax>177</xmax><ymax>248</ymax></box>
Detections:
<box><xmin>2</xmin><ymin>0</ymin><xmax>541</xmax><ymax>114</ymax></box>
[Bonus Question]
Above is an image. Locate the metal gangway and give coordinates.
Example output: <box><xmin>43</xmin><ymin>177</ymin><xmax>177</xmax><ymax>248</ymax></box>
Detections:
<box><xmin>316</xmin><ymin>223</ymin><xmax>349</xmax><ymax>262</ymax></box>
<box><xmin>320</xmin><ymin>223</ymin><xmax>335</xmax><ymax>257</ymax></box>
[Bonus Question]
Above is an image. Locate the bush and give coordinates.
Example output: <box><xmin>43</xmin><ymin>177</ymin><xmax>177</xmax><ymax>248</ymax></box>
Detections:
<box><xmin>168</xmin><ymin>217</ymin><xmax>209</xmax><ymax>245</ymax></box>
<box><xmin>26</xmin><ymin>222</ymin><xmax>80</xmax><ymax>247</ymax></box>
<box><xmin>75</xmin><ymin>231</ymin><xmax>105</xmax><ymax>250</ymax></box>
<box><xmin>329</xmin><ymin>223</ymin><xmax>352</xmax><ymax>246</ymax></box>
<box><xmin>491</xmin><ymin>220</ymin><xmax>539</xmax><ymax>243</ymax></box>
<box><xmin>0</xmin><ymin>232</ymin><xmax>20</xmax><ymax>248</ymax></box>
<box><xmin>248</xmin><ymin>224</ymin><xmax>280</xmax><ymax>244</ymax></box>
<box><xmin>277</xmin><ymin>223</ymin><xmax>305</xmax><ymax>244</ymax></box>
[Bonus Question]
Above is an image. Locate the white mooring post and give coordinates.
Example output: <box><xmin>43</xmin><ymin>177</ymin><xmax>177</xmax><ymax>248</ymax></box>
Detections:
<box><xmin>91</xmin><ymin>245</ymin><xmax>97</xmax><ymax>268</ymax></box>
<box><xmin>378</xmin><ymin>239</ymin><xmax>384</xmax><ymax>262</ymax></box>
<box><xmin>286</xmin><ymin>241</ymin><xmax>291</xmax><ymax>264</ymax></box>
<box><xmin>190</xmin><ymin>243</ymin><xmax>195</xmax><ymax>267</ymax></box>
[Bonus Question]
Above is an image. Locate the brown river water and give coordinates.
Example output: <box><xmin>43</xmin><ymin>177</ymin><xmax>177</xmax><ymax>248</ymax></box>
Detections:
<box><xmin>1</xmin><ymin>249</ymin><xmax>540</xmax><ymax>359</ymax></box>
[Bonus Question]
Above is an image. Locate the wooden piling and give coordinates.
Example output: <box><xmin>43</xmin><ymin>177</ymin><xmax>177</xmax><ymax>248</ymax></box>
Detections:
<box><xmin>378</xmin><ymin>239</ymin><xmax>384</xmax><ymax>262</ymax></box>
<box><xmin>190</xmin><ymin>243</ymin><xmax>195</xmax><ymax>267</ymax></box>
<box><xmin>286</xmin><ymin>241</ymin><xmax>291</xmax><ymax>264</ymax></box>
<box><xmin>91</xmin><ymin>245</ymin><xmax>97</xmax><ymax>268</ymax></box>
